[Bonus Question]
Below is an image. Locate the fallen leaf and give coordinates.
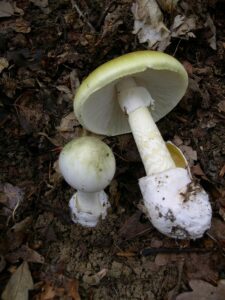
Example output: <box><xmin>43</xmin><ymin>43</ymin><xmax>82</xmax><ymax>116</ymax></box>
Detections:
<box><xmin>132</xmin><ymin>0</ymin><xmax>170</xmax><ymax>50</ymax></box>
<box><xmin>176</xmin><ymin>279</ymin><xmax>225</xmax><ymax>300</ymax></box>
<box><xmin>14</xmin><ymin>18</ymin><xmax>31</xmax><ymax>33</ymax></box>
<box><xmin>208</xmin><ymin>218</ymin><xmax>225</xmax><ymax>241</ymax></box>
<box><xmin>83</xmin><ymin>269</ymin><xmax>108</xmax><ymax>286</ymax></box>
<box><xmin>56</xmin><ymin>112</ymin><xmax>80</xmax><ymax>140</ymax></box>
<box><xmin>6</xmin><ymin>217</ymin><xmax>33</xmax><ymax>251</ymax></box>
<box><xmin>30</xmin><ymin>0</ymin><xmax>48</xmax><ymax>8</ymax></box>
<box><xmin>0</xmin><ymin>255</ymin><xmax>6</xmax><ymax>272</ymax></box>
<box><xmin>36</xmin><ymin>283</ymin><xmax>56</xmax><ymax>300</ymax></box>
<box><xmin>0</xmin><ymin>1</ymin><xmax>14</xmax><ymax>17</ymax></box>
<box><xmin>67</xmin><ymin>278</ymin><xmax>81</xmax><ymax>300</ymax></box>
<box><xmin>56</xmin><ymin>85</ymin><xmax>73</xmax><ymax>100</ymax></box>
<box><xmin>185</xmin><ymin>253</ymin><xmax>218</xmax><ymax>282</ymax></box>
<box><xmin>219</xmin><ymin>165</ymin><xmax>225</xmax><ymax>177</ymax></box>
<box><xmin>179</xmin><ymin>145</ymin><xmax>197</xmax><ymax>166</ymax></box>
<box><xmin>218</xmin><ymin>101</ymin><xmax>225</xmax><ymax>113</ymax></box>
<box><xmin>0</xmin><ymin>1</ymin><xmax>24</xmax><ymax>17</ymax></box>
<box><xmin>204</xmin><ymin>15</ymin><xmax>217</xmax><ymax>50</ymax></box>
<box><xmin>157</xmin><ymin>0</ymin><xmax>179</xmax><ymax>12</ymax></box>
<box><xmin>118</xmin><ymin>211</ymin><xmax>152</xmax><ymax>241</ymax></box>
<box><xmin>0</xmin><ymin>182</ymin><xmax>24</xmax><ymax>217</ymax></box>
<box><xmin>171</xmin><ymin>15</ymin><xmax>196</xmax><ymax>39</ymax></box>
<box><xmin>5</xmin><ymin>245</ymin><xmax>45</xmax><ymax>264</ymax></box>
<box><xmin>2</xmin><ymin>261</ymin><xmax>34</xmax><ymax>300</ymax></box>
<box><xmin>0</xmin><ymin>57</ymin><xmax>9</xmax><ymax>73</ymax></box>
<box><xmin>36</xmin><ymin>276</ymin><xmax>81</xmax><ymax>300</ymax></box>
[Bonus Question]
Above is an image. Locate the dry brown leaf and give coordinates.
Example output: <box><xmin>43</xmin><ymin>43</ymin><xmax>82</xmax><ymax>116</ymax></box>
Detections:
<box><xmin>5</xmin><ymin>245</ymin><xmax>45</xmax><ymax>264</ymax></box>
<box><xmin>83</xmin><ymin>268</ymin><xmax>108</xmax><ymax>286</ymax></box>
<box><xmin>118</xmin><ymin>211</ymin><xmax>152</xmax><ymax>241</ymax></box>
<box><xmin>57</xmin><ymin>112</ymin><xmax>79</xmax><ymax>135</ymax></box>
<box><xmin>36</xmin><ymin>277</ymin><xmax>81</xmax><ymax>300</ymax></box>
<box><xmin>0</xmin><ymin>57</ymin><xmax>9</xmax><ymax>73</ymax></box>
<box><xmin>176</xmin><ymin>280</ymin><xmax>225</xmax><ymax>300</ymax></box>
<box><xmin>0</xmin><ymin>1</ymin><xmax>15</xmax><ymax>18</ymax></box>
<box><xmin>157</xmin><ymin>0</ymin><xmax>179</xmax><ymax>12</ymax></box>
<box><xmin>185</xmin><ymin>253</ymin><xmax>218</xmax><ymax>282</ymax></box>
<box><xmin>0</xmin><ymin>255</ymin><xmax>6</xmax><ymax>272</ymax></box>
<box><xmin>205</xmin><ymin>15</ymin><xmax>217</xmax><ymax>50</ymax></box>
<box><xmin>30</xmin><ymin>0</ymin><xmax>48</xmax><ymax>8</ymax></box>
<box><xmin>0</xmin><ymin>182</ymin><xmax>24</xmax><ymax>217</ymax></box>
<box><xmin>0</xmin><ymin>1</ymin><xmax>24</xmax><ymax>17</ymax></box>
<box><xmin>179</xmin><ymin>145</ymin><xmax>197</xmax><ymax>166</ymax></box>
<box><xmin>14</xmin><ymin>18</ymin><xmax>31</xmax><ymax>33</ymax></box>
<box><xmin>1</xmin><ymin>261</ymin><xmax>34</xmax><ymax>300</ymax></box>
<box><xmin>218</xmin><ymin>101</ymin><xmax>225</xmax><ymax>113</ymax></box>
<box><xmin>36</xmin><ymin>283</ymin><xmax>56</xmax><ymax>300</ymax></box>
<box><xmin>208</xmin><ymin>218</ymin><xmax>225</xmax><ymax>241</ymax></box>
<box><xmin>66</xmin><ymin>278</ymin><xmax>81</xmax><ymax>300</ymax></box>
<box><xmin>132</xmin><ymin>0</ymin><xmax>170</xmax><ymax>50</ymax></box>
<box><xmin>6</xmin><ymin>217</ymin><xmax>33</xmax><ymax>251</ymax></box>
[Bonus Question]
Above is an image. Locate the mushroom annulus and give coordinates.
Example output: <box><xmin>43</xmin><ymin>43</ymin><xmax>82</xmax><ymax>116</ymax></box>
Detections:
<box><xmin>73</xmin><ymin>51</ymin><xmax>212</xmax><ymax>239</ymax></box>
<box><xmin>59</xmin><ymin>136</ymin><xmax>116</xmax><ymax>227</ymax></box>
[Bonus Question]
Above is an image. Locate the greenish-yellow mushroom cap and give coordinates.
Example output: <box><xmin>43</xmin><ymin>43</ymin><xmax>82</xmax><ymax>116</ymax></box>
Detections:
<box><xmin>74</xmin><ymin>51</ymin><xmax>188</xmax><ymax>136</ymax></box>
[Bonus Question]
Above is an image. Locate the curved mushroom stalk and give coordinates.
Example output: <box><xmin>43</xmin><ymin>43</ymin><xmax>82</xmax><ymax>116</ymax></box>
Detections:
<box><xmin>116</xmin><ymin>77</ymin><xmax>212</xmax><ymax>239</ymax></box>
<box><xmin>116</xmin><ymin>77</ymin><xmax>176</xmax><ymax>176</ymax></box>
<box><xmin>139</xmin><ymin>168</ymin><xmax>212</xmax><ymax>239</ymax></box>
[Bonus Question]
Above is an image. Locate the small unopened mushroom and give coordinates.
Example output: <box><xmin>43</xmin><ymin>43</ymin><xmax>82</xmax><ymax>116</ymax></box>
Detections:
<box><xmin>73</xmin><ymin>51</ymin><xmax>212</xmax><ymax>238</ymax></box>
<box><xmin>59</xmin><ymin>136</ymin><xmax>116</xmax><ymax>227</ymax></box>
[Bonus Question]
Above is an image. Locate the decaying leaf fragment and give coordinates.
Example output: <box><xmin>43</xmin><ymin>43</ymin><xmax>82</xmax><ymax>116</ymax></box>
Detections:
<box><xmin>0</xmin><ymin>182</ymin><xmax>24</xmax><ymax>218</ymax></box>
<box><xmin>176</xmin><ymin>279</ymin><xmax>225</xmax><ymax>300</ymax></box>
<box><xmin>0</xmin><ymin>1</ymin><xmax>23</xmax><ymax>18</ymax></box>
<box><xmin>1</xmin><ymin>261</ymin><xmax>34</xmax><ymax>300</ymax></box>
<box><xmin>132</xmin><ymin>0</ymin><xmax>217</xmax><ymax>50</ymax></box>
<box><xmin>30</xmin><ymin>0</ymin><xmax>49</xmax><ymax>9</ymax></box>
<box><xmin>132</xmin><ymin>0</ymin><xmax>170</xmax><ymax>49</ymax></box>
<box><xmin>0</xmin><ymin>57</ymin><xmax>9</xmax><ymax>73</ymax></box>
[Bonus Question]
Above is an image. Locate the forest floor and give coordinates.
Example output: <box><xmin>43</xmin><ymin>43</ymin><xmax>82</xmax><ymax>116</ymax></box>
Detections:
<box><xmin>0</xmin><ymin>0</ymin><xmax>225</xmax><ymax>299</ymax></box>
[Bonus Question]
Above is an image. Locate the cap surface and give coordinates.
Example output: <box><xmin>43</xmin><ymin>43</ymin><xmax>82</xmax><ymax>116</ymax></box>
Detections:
<box><xmin>59</xmin><ymin>136</ymin><xmax>116</xmax><ymax>192</ymax></box>
<box><xmin>74</xmin><ymin>51</ymin><xmax>188</xmax><ymax>136</ymax></box>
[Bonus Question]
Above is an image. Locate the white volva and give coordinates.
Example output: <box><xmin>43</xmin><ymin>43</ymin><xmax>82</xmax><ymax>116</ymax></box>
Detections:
<box><xmin>139</xmin><ymin>168</ymin><xmax>212</xmax><ymax>239</ymax></box>
<box><xmin>116</xmin><ymin>77</ymin><xmax>212</xmax><ymax>239</ymax></box>
<box><xmin>69</xmin><ymin>191</ymin><xmax>110</xmax><ymax>227</ymax></box>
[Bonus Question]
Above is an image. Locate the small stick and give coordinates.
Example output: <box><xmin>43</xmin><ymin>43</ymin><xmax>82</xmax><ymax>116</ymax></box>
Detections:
<box><xmin>140</xmin><ymin>247</ymin><xmax>215</xmax><ymax>256</ymax></box>
<box><xmin>71</xmin><ymin>0</ymin><xmax>96</xmax><ymax>32</ymax></box>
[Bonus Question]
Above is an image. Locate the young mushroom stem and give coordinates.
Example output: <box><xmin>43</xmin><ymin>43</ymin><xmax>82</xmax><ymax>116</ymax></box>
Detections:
<box><xmin>116</xmin><ymin>77</ymin><xmax>176</xmax><ymax>176</ymax></box>
<box><xmin>59</xmin><ymin>137</ymin><xmax>116</xmax><ymax>227</ymax></box>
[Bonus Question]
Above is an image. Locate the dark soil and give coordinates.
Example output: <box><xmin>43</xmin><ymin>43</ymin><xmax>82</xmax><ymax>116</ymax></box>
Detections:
<box><xmin>0</xmin><ymin>1</ymin><xmax>225</xmax><ymax>299</ymax></box>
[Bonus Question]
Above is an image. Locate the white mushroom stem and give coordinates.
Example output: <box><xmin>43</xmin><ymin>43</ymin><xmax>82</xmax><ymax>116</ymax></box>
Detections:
<box><xmin>116</xmin><ymin>77</ymin><xmax>176</xmax><ymax>176</ymax></box>
<box><xmin>69</xmin><ymin>191</ymin><xmax>110</xmax><ymax>227</ymax></box>
<box><xmin>116</xmin><ymin>77</ymin><xmax>212</xmax><ymax>239</ymax></box>
<box><xmin>75</xmin><ymin>191</ymin><xmax>106</xmax><ymax>213</ymax></box>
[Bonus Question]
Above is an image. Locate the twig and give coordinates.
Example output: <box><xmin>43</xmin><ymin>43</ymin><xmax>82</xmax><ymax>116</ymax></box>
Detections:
<box><xmin>140</xmin><ymin>247</ymin><xmax>215</xmax><ymax>256</ymax></box>
<box><xmin>71</xmin><ymin>0</ymin><xmax>96</xmax><ymax>32</ymax></box>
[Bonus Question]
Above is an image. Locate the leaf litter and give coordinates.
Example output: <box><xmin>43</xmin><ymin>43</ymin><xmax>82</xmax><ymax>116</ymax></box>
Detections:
<box><xmin>0</xmin><ymin>0</ymin><xmax>225</xmax><ymax>299</ymax></box>
<box><xmin>1</xmin><ymin>261</ymin><xmax>34</xmax><ymax>300</ymax></box>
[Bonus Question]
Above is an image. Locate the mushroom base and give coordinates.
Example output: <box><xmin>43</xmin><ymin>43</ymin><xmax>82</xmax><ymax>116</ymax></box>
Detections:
<box><xmin>139</xmin><ymin>168</ymin><xmax>212</xmax><ymax>239</ymax></box>
<box><xmin>69</xmin><ymin>191</ymin><xmax>110</xmax><ymax>227</ymax></box>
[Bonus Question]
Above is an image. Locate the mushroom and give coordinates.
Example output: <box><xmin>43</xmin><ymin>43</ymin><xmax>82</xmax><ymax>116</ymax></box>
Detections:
<box><xmin>73</xmin><ymin>51</ymin><xmax>212</xmax><ymax>239</ymax></box>
<box><xmin>59</xmin><ymin>136</ymin><xmax>116</xmax><ymax>227</ymax></box>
